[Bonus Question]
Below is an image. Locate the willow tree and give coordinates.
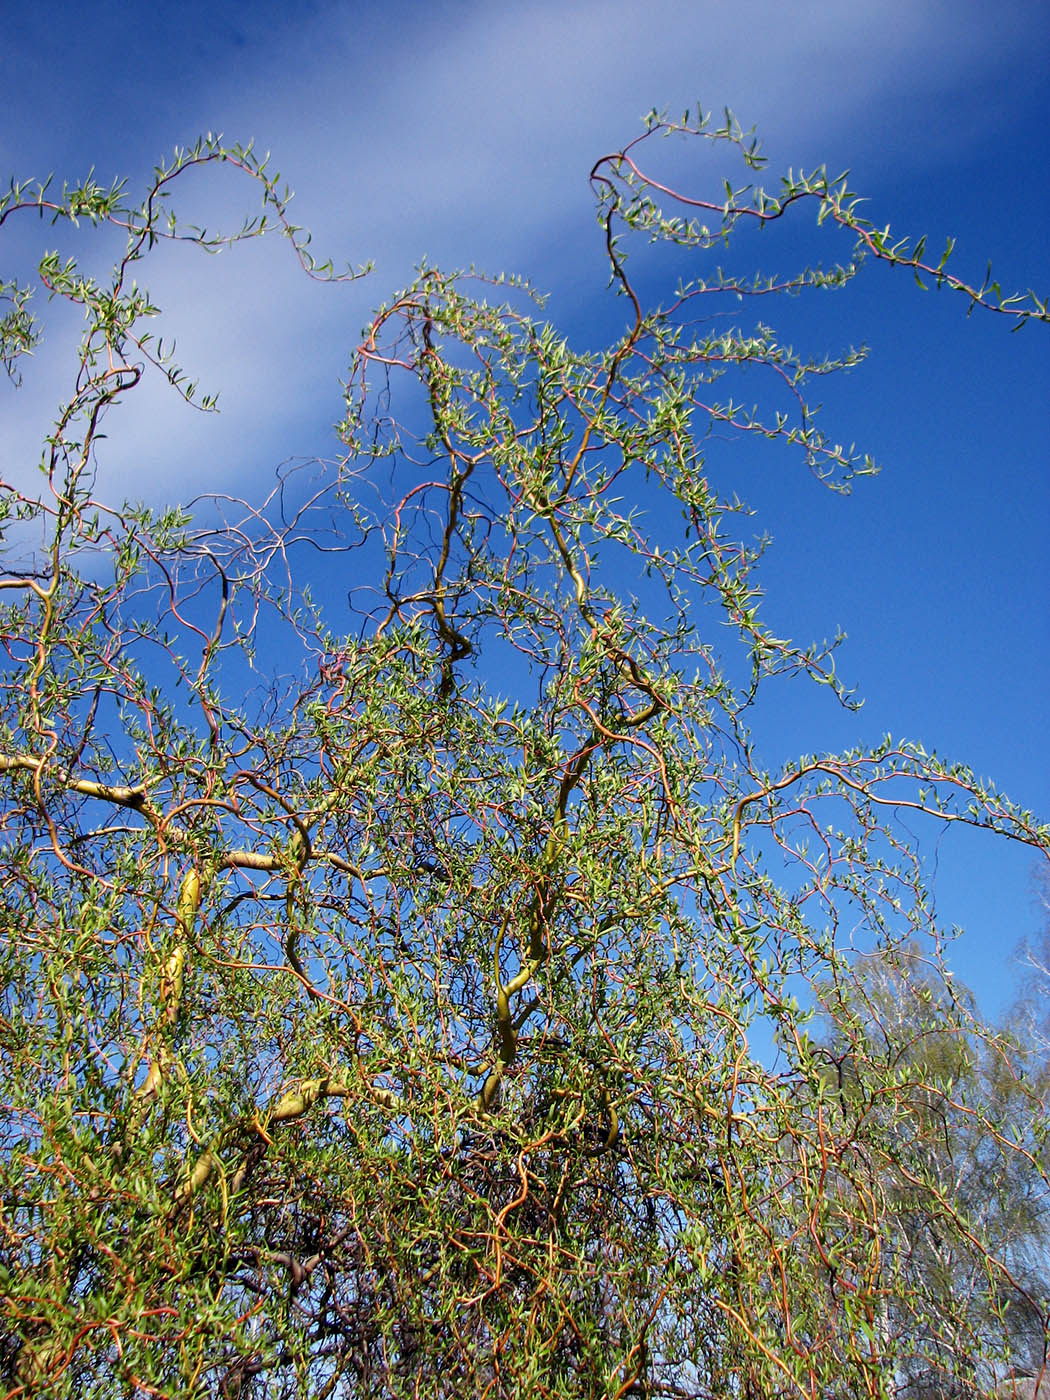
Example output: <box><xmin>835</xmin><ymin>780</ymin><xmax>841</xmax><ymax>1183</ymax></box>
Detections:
<box><xmin>0</xmin><ymin>112</ymin><xmax>1047</xmax><ymax>1399</ymax></box>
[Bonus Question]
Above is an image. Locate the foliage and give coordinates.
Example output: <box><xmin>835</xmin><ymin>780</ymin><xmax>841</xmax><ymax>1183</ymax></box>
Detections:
<box><xmin>1011</xmin><ymin>878</ymin><xmax>1050</xmax><ymax>1061</ymax></box>
<box><xmin>0</xmin><ymin>111</ymin><xmax>1047</xmax><ymax>1398</ymax></box>
<box><xmin>810</xmin><ymin>946</ymin><xmax>1050</xmax><ymax>1397</ymax></box>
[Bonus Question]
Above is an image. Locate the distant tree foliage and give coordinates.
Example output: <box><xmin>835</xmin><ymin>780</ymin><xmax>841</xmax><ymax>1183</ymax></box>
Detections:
<box><xmin>810</xmin><ymin>945</ymin><xmax>1050</xmax><ymax>1397</ymax></box>
<box><xmin>0</xmin><ymin>111</ymin><xmax>1047</xmax><ymax>1398</ymax></box>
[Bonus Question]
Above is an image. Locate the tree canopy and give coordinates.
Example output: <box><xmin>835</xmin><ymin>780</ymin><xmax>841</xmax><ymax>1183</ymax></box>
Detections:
<box><xmin>0</xmin><ymin>110</ymin><xmax>1047</xmax><ymax>1399</ymax></box>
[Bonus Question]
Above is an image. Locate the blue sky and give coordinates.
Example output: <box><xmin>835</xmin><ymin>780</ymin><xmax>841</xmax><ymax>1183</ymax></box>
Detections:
<box><xmin>3</xmin><ymin>0</ymin><xmax>1048</xmax><ymax>1018</ymax></box>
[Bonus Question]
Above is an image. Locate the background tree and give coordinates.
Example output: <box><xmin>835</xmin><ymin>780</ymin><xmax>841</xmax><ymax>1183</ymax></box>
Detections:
<box><xmin>808</xmin><ymin>945</ymin><xmax>1050</xmax><ymax>1398</ymax></box>
<box><xmin>1011</xmin><ymin>876</ymin><xmax>1050</xmax><ymax>1060</ymax></box>
<box><xmin>0</xmin><ymin>112</ymin><xmax>1047</xmax><ymax>1398</ymax></box>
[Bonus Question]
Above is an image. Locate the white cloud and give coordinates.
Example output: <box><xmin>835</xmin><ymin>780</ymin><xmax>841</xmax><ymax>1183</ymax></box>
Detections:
<box><xmin>2</xmin><ymin>0</ymin><xmax>1040</xmax><ymax>504</ymax></box>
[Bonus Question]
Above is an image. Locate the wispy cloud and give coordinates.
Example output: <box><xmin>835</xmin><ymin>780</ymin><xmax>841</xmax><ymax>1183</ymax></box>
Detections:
<box><xmin>2</xmin><ymin>0</ymin><xmax>1041</xmax><ymax>503</ymax></box>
